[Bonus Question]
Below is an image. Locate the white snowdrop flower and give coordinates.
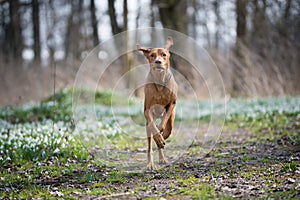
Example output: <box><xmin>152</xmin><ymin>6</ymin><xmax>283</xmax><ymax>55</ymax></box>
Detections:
<box><xmin>17</xmin><ymin>141</ymin><xmax>21</xmax><ymax>148</ymax></box>
<box><xmin>57</xmin><ymin>137</ymin><xmax>62</xmax><ymax>144</ymax></box>
<box><xmin>44</xmin><ymin>135</ymin><xmax>48</xmax><ymax>143</ymax></box>
<box><xmin>1</xmin><ymin>133</ymin><xmax>7</xmax><ymax>140</ymax></box>
<box><xmin>53</xmin><ymin>148</ymin><xmax>60</xmax><ymax>154</ymax></box>
<box><xmin>6</xmin><ymin>139</ymin><xmax>11</xmax><ymax>146</ymax></box>
<box><xmin>27</xmin><ymin>143</ymin><xmax>32</xmax><ymax>149</ymax></box>
<box><xmin>60</xmin><ymin>127</ymin><xmax>66</xmax><ymax>133</ymax></box>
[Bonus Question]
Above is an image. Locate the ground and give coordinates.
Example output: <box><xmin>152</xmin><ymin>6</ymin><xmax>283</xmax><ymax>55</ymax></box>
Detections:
<box><xmin>0</xmin><ymin>90</ymin><xmax>299</xmax><ymax>199</ymax></box>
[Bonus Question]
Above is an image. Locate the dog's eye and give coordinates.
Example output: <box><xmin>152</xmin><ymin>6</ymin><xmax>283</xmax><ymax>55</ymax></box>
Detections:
<box><xmin>150</xmin><ymin>54</ymin><xmax>155</xmax><ymax>57</ymax></box>
<box><xmin>162</xmin><ymin>53</ymin><xmax>167</xmax><ymax>57</ymax></box>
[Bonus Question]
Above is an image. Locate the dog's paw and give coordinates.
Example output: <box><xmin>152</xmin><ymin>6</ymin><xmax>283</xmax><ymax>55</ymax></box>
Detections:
<box><xmin>146</xmin><ymin>162</ymin><xmax>157</xmax><ymax>170</ymax></box>
<box><xmin>159</xmin><ymin>158</ymin><xmax>169</xmax><ymax>165</ymax></box>
<box><xmin>153</xmin><ymin>133</ymin><xmax>165</xmax><ymax>148</ymax></box>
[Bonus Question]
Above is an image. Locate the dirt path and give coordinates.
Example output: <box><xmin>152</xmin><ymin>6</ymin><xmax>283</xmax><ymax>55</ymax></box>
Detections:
<box><xmin>75</xmin><ymin>125</ymin><xmax>299</xmax><ymax>199</ymax></box>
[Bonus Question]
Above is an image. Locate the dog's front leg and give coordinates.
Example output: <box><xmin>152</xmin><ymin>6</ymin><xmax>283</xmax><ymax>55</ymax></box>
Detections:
<box><xmin>145</xmin><ymin>108</ymin><xmax>165</xmax><ymax>149</ymax></box>
<box><xmin>146</xmin><ymin>132</ymin><xmax>156</xmax><ymax>170</ymax></box>
<box><xmin>157</xmin><ymin>101</ymin><xmax>176</xmax><ymax>132</ymax></box>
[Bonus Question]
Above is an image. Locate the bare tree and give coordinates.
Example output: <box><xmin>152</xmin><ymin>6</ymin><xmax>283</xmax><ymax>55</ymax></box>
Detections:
<box><xmin>32</xmin><ymin>0</ymin><xmax>41</xmax><ymax>63</ymax></box>
<box><xmin>250</xmin><ymin>0</ymin><xmax>268</xmax><ymax>56</ymax></box>
<box><xmin>90</xmin><ymin>0</ymin><xmax>99</xmax><ymax>46</ymax></box>
<box><xmin>236</xmin><ymin>0</ymin><xmax>247</xmax><ymax>46</ymax></box>
<box><xmin>8</xmin><ymin>0</ymin><xmax>23</xmax><ymax>62</ymax></box>
<box><xmin>233</xmin><ymin>0</ymin><xmax>248</xmax><ymax>94</ymax></box>
<box><xmin>65</xmin><ymin>0</ymin><xmax>84</xmax><ymax>59</ymax></box>
<box><xmin>277</xmin><ymin>0</ymin><xmax>292</xmax><ymax>39</ymax></box>
<box><xmin>154</xmin><ymin>0</ymin><xmax>188</xmax><ymax>35</ymax></box>
<box><xmin>213</xmin><ymin>0</ymin><xmax>221</xmax><ymax>49</ymax></box>
<box><xmin>189</xmin><ymin>0</ymin><xmax>198</xmax><ymax>40</ymax></box>
<box><xmin>108</xmin><ymin>0</ymin><xmax>122</xmax><ymax>35</ymax></box>
<box><xmin>0</xmin><ymin>1</ymin><xmax>9</xmax><ymax>62</ymax></box>
<box><xmin>107</xmin><ymin>0</ymin><xmax>135</xmax><ymax>90</ymax></box>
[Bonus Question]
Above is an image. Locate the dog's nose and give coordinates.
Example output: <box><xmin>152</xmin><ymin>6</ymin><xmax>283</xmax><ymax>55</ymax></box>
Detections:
<box><xmin>155</xmin><ymin>60</ymin><xmax>162</xmax><ymax>64</ymax></box>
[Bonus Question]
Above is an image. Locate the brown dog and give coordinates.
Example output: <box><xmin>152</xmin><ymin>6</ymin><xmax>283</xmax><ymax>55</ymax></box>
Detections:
<box><xmin>137</xmin><ymin>37</ymin><xmax>178</xmax><ymax>170</ymax></box>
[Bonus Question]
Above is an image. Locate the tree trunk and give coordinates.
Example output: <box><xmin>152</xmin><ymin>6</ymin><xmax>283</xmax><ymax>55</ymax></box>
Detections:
<box><xmin>108</xmin><ymin>0</ymin><xmax>122</xmax><ymax>35</ymax></box>
<box><xmin>123</xmin><ymin>0</ymin><xmax>128</xmax><ymax>32</ymax></box>
<box><xmin>236</xmin><ymin>0</ymin><xmax>247</xmax><ymax>45</ymax></box>
<box><xmin>280</xmin><ymin>0</ymin><xmax>292</xmax><ymax>38</ymax></box>
<box><xmin>9</xmin><ymin>0</ymin><xmax>23</xmax><ymax>62</ymax></box>
<box><xmin>190</xmin><ymin>0</ymin><xmax>198</xmax><ymax>40</ymax></box>
<box><xmin>123</xmin><ymin>0</ymin><xmax>134</xmax><ymax>90</ymax></box>
<box><xmin>155</xmin><ymin>0</ymin><xmax>188</xmax><ymax>35</ymax></box>
<box><xmin>65</xmin><ymin>0</ymin><xmax>83</xmax><ymax>59</ymax></box>
<box><xmin>234</xmin><ymin>0</ymin><xmax>248</xmax><ymax>94</ymax></box>
<box><xmin>251</xmin><ymin>0</ymin><xmax>268</xmax><ymax>57</ymax></box>
<box><xmin>90</xmin><ymin>0</ymin><xmax>99</xmax><ymax>46</ymax></box>
<box><xmin>32</xmin><ymin>0</ymin><xmax>41</xmax><ymax>63</ymax></box>
<box><xmin>213</xmin><ymin>0</ymin><xmax>221</xmax><ymax>49</ymax></box>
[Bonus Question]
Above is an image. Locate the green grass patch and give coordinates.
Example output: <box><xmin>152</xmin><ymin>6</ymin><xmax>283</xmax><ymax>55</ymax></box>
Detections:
<box><xmin>189</xmin><ymin>183</ymin><xmax>218</xmax><ymax>200</ymax></box>
<box><xmin>266</xmin><ymin>189</ymin><xmax>298</xmax><ymax>200</ymax></box>
<box><xmin>281</xmin><ymin>161</ymin><xmax>298</xmax><ymax>173</ymax></box>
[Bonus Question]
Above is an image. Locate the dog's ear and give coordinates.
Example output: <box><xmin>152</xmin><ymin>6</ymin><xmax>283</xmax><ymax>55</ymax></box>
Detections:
<box><xmin>137</xmin><ymin>44</ymin><xmax>151</xmax><ymax>56</ymax></box>
<box><xmin>164</xmin><ymin>36</ymin><xmax>173</xmax><ymax>50</ymax></box>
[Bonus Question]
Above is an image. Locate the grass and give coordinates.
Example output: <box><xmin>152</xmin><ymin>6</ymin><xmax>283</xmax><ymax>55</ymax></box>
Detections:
<box><xmin>0</xmin><ymin>88</ymin><xmax>299</xmax><ymax>199</ymax></box>
<box><xmin>189</xmin><ymin>183</ymin><xmax>218</xmax><ymax>200</ymax></box>
<box><xmin>281</xmin><ymin>161</ymin><xmax>298</xmax><ymax>173</ymax></box>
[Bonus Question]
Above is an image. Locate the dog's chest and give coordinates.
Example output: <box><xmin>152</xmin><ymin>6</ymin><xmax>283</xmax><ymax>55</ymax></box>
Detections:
<box><xmin>150</xmin><ymin>86</ymin><xmax>173</xmax><ymax>104</ymax></box>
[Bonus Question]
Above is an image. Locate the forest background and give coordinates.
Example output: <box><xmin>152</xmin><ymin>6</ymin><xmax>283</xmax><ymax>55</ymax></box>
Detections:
<box><xmin>0</xmin><ymin>0</ymin><xmax>299</xmax><ymax>106</ymax></box>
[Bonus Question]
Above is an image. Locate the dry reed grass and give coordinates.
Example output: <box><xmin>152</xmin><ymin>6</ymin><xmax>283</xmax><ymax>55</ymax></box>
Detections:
<box><xmin>0</xmin><ymin>42</ymin><xmax>299</xmax><ymax>107</ymax></box>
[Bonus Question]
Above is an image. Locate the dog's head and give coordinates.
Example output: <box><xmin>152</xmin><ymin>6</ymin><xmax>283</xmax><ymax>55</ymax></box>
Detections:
<box><xmin>137</xmin><ymin>37</ymin><xmax>173</xmax><ymax>73</ymax></box>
